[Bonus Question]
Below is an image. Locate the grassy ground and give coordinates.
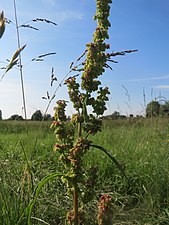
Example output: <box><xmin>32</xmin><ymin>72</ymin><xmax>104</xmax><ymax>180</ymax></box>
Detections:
<box><xmin>0</xmin><ymin>118</ymin><xmax>169</xmax><ymax>224</ymax></box>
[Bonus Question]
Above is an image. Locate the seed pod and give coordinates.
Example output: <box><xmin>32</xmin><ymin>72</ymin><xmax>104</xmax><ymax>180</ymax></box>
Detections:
<box><xmin>0</xmin><ymin>11</ymin><xmax>5</xmax><ymax>39</ymax></box>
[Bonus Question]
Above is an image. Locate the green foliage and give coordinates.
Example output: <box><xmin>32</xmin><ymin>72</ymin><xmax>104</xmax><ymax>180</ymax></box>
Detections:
<box><xmin>160</xmin><ymin>101</ymin><xmax>169</xmax><ymax>117</ymax></box>
<box><xmin>111</xmin><ymin>111</ymin><xmax>120</xmax><ymax>119</ymax></box>
<box><xmin>146</xmin><ymin>100</ymin><xmax>169</xmax><ymax>118</ymax></box>
<box><xmin>0</xmin><ymin>1</ymin><xmax>137</xmax><ymax>224</ymax></box>
<box><xmin>1</xmin><ymin>119</ymin><xmax>169</xmax><ymax>224</ymax></box>
<box><xmin>48</xmin><ymin>1</ymin><xmax>137</xmax><ymax>224</ymax></box>
<box><xmin>8</xmin><ymin>114</ymin><xmax>24</xmax><ymax>120</ymax></box>
<box><xmin>146</xmin><ymin>100</ymin><xmax>160</xmax><ymax>117</ymax></box>
<box><xmin>51</xmin><ymin>1</ymin><xmax>121</xmax><ymax>223</ymax></box>
<box><xmin>105</xmin><ymin>111</ymin><xmax>127</xmax><ymax>120</ymax></box>
<box><xmin>31</xmin><ymin>110</ymin><xmax>43</xmax><ymax>121</ymax></box>
<box><xmin>43</xmin><ymin>113</ymin><xmax>52</xmax><ymax>121</ymax></box>
<box><xmin>0</xmin><ymin>110</ymin><xmax>2</xmax><ymax>120</ymax></box>
<box><xmin>26</xmin><ymin>172</ymin><xmax>64</xmax><ymax>225</ymax></box>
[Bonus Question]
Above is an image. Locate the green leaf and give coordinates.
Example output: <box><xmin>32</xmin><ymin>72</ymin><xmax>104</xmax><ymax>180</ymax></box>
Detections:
<box><xmin>26</xmin><ymin>172</ymin><xmax>63</xmax><ymax>225</ymax></box>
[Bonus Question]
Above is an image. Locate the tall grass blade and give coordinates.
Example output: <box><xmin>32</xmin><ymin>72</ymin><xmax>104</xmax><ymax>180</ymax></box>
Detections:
<box><xmin>26</xmin><ymin>172</ymin><xmax>63</xmax><ymax>225</ymax></box>
<box><xmin>31</xmin><ymin>217</ymin><xmax>51</xmax><ymax>225</ymax></box>
<box><xmin>90</xmin><ymin>144</ymin><xmax>128</xmax><ymax>180</ymax></box>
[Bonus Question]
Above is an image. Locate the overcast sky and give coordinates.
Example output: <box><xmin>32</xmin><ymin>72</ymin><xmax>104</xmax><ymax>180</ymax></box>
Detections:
<box><xmin>0</xmin><ymin>0</ymin><xmax>169</xmax><ymax>119</ymax></box>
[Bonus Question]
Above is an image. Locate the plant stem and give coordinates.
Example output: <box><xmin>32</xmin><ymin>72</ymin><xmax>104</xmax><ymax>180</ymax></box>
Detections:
<box><xmin>73</xmin><ymin>184</ymin><xmax>78</xmax><ymax>225</ymax></box>
<box><xmin>13</xmin><ymin>0</ymin><xmax>27</xmax><ymax>121</ymax></box>
<box><xmin>78</xmin><ymin>121</ymin><xmax>82</xmax><ymax>138</ymax></box>
<box><xmin>72</xmin><ymin>121</ymin><xmax>82</xmax><ymax>225</ymax></box>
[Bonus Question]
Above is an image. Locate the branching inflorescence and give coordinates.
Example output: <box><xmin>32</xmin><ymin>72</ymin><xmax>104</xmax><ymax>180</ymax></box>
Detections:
<box><xmin>51</xmin><ymin>0</ymin><xmax>137</xmax><ymax>224</ymax></box>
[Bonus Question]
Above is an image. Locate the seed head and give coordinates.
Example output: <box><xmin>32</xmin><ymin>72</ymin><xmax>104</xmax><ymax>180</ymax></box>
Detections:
<box><xmin>0</xmin><ymin>11</ymin><xmax>5</xmax><ymax>39</ymax></box>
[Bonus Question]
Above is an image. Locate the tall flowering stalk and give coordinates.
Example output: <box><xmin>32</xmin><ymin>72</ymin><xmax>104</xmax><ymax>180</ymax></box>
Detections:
<box><xmin>52</xmin><ymin>0</ymin><xmax>136</xmax><ymax>224</ymax></box>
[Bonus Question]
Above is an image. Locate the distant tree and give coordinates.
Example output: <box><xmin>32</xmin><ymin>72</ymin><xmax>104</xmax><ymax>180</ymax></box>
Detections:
<box><xmin>0</xmin><ymin>110</ymin><xmax>2</xmax><ymax>120</ymax></box>
<box><xmin>43</xmin><ymin>113</ymin><xmax>52</xmax><ymax>121</ymax></box>
<box><xmin>129</xmin><ymin>114</ymin><xmax>134</xmax><ymax>118</ymax></box>
<box><xmin>119</xmin><ymin>115</ymin><xmax>127</xmax><ymax>119</ymax></box>
<box><xmin>136</xmin><ymin>115</ymin><xmax>143</xmax><ymax>118</ymax></box>
<box><xmin>102</xmin><ymin>111</ymin><xmax>128</xmax><ymax>120</ymax></box>
<box><xmin>31</xmin><ymin>110</ymin><xmax>43</xmax><ymax>121</ymax></box>
<box><xmin>111</xmin><ymin>111</ymin><xmax>120</xmax><ymax>119</ymax></box>
<box><xmin>160</xmin><ymin>101</ymin><xmax>169</xmax><ymax>117</ymax></box>
<box><xmin>146</xmin><ymin>100</ymin><xmax>160</xmax><ymax>117</ymax></box>
<box><xmin>9</xmin><ymin>114</ymin><xmax>24</xmax><ymax>120</ymax></box>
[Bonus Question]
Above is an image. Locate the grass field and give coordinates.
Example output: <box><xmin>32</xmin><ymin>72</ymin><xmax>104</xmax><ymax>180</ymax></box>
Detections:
<box><xmin>0</xmin><ymin>118</ymin><xmax>169</xmax><ymax>224</ymax></box>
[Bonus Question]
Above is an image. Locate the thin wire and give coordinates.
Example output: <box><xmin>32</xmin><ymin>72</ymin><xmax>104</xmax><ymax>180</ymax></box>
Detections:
<box><xmin>13</xmin><ymin>0</ymin><xmax>27</xmax><ymax>121</ymax></box>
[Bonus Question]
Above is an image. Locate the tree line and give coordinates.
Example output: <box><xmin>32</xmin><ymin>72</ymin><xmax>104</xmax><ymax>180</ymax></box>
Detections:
<box><xmin>0</xmin><ymin>110</ymin><xmax>52</xmax><ymax>121</ymax></box>
<box><xmin>0</xmin><ymin>100</ymin><xmax>169</xmax><ymax>121</ymax></box>
<box><xmin>146</xmin><ymin>100</ymin><xmax>169</xmax><ymax>117</ymax></box>
<box><xmin>104</xmin><ymin>100</ymin><xmax>169</xmax><ymax>119</ymax></box>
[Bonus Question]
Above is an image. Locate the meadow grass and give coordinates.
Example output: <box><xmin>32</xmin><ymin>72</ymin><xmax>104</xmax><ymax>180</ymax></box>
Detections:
<box><xmin>0</xmin><ymin>118</ymin><xmax>169</xmax><ymax>224</ymax></box>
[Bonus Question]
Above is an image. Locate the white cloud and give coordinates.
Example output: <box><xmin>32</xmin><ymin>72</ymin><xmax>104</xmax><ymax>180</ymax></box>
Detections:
<box><xmin>126</xmin><ymin>74</ymin><xmax>169</xmax><ymax>83</ymax></box>
<box><xmin>56</xmin><ymin>11</ymin><xmax>84</xmax><ymax>24</ymax></box>
<box><xmin>154</xmin><ymin>85</ymin><xmax>169</xmax><ymax>89</ymax></box>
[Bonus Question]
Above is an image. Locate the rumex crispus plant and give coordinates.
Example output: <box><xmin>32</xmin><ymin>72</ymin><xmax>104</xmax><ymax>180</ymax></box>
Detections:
<box><xmin>50</xmin><ymin>0</ymin><xmax>136</xmax><ymax>224</ymax></box>
<box><xmin>26</xmin><ymin>0</ymin><xmax>137</xmax><ymax>224</ymax></box>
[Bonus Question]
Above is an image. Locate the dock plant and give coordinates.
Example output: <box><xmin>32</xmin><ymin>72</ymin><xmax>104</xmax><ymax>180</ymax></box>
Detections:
<box><xmin>50</xmin><ymin>0</ymin><xmax>136</xmax><ymax>224</ymax></box>
<box><xmin>26</xmin><ymin>0</ymin><xmax>137</xmax><ymax>224</ymax></box>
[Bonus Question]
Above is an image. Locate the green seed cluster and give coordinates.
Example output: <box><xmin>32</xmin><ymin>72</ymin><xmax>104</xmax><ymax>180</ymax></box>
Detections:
<box><xmin>53</xmin><ymin>100</ymin><xmax>67</xmax><ymax>122</ymax></box>
<box><xmin>79</xmin><ymin>0</ymin><xmax>112</xmax><ymax>133</ymax></box>
<box><xmin>93</xmin><ymin>87</ymin><xmax>110</xmax><ymax>115</ymax></box>
<box><xmin>51</xmin><ymin>100</ymin><xmax>75</xmax><ymax>145</ymax></box>
<box><xmin>81</xmin><ymin>0</ymin><xmax>112</xmax><ymax>93</ymax></box>
<box><xmin>62</xmin><ymin>0</ymin><xmax>113</xmax><ymax>137</ymax></box>
<box><xmin>65</xmin><ymin>76</ymin><xmax>82</xmax><ymax>111</ymax></box>
<box><xmin>83</xmin><ymin>114</ymin><xmax>102</xmax><ymax>135</ymax></box>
